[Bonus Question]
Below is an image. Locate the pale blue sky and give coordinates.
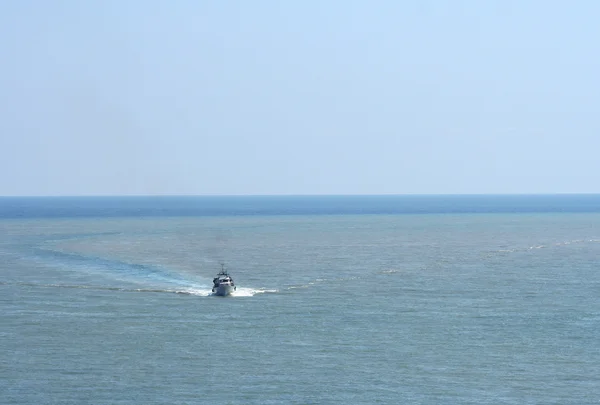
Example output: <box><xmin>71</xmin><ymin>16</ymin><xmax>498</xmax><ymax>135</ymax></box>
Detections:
<box><xmin>1</xmin><ymin>1</ymin><xmax>598</xmax><ymax>196</ymax></box>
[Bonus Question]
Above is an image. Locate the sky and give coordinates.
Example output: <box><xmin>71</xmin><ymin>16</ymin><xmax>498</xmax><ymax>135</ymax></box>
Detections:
<box><xmin>1</xmin><ymin>0</ymin><xmax>599</xmax><ymax>196</ymax></box>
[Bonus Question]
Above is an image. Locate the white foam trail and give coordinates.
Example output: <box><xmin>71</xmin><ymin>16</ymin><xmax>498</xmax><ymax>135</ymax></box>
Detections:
<box><xmin>178</xmin><ymin>286</ymin><xmax>278</xmax><ymax>297</ymax></box>
<box><xmin>175</xmin><ymin>288</ymin><xmax>213</xmax><ymax>296</ymax></box>
<box><xmin>231</xmin><ymin>287</ymin><xmax>278</xmax><ymax>297</ymax></box>
<box><xmin>231</xmin><ymin>288</ymin><xmax>258</xmax><ymax>297</ymax></box>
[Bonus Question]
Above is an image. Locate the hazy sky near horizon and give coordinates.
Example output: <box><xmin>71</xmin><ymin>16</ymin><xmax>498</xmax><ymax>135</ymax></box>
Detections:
<box><xmin>1</xmin><ymin>1</ymin><xmax>599</xmax><ymax>196</ymax></box>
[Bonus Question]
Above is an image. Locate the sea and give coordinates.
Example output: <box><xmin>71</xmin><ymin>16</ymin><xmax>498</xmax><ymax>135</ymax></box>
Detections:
<box><xmin>1</xmin><ymin>195</ymin><xmax>599</xmax><ymax>404</ymax></box>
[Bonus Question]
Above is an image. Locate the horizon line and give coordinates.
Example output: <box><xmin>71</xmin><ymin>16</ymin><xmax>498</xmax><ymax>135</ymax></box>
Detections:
<box><xmin>1</xmin><ymin>192</ymin><xmax>600</xmax><ymax>198</ymax></box>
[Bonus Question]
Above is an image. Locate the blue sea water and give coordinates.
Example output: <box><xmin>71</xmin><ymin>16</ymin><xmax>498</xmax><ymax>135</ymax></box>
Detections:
<box><xmin>1</xmin><ymin>195</ymin><xmax>600</xmax><ymax>404</ymax></box>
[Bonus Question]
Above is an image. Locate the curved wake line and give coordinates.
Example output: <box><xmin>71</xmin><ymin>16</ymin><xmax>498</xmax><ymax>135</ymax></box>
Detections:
<box><xmin>33</xmin><ymin>247</ymin><xmax>197</xmax><ymax>287</ymax></box>
<box><xmin>0</xmin><ymin>281</ymin><xmax>277</xmax><ymax>297</ymax></box>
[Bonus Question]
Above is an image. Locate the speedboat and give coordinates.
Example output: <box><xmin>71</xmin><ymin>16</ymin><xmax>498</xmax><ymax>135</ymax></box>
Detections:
<box><xmin>212</xmin><ymin>264</ymin><xmax>236</xmax><ymax>296</ymax></box>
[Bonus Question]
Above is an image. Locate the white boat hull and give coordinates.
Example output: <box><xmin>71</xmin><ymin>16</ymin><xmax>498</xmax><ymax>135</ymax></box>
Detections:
<box><xmin>213</xmin><ymin>284</ymin><xmax>235</xmax><ymax>296</ymax></box>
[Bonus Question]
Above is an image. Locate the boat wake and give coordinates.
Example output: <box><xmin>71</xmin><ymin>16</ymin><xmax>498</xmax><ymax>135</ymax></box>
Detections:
<box><xmin>23</xmin><ymin>246</ymin><xmax>278</xmax><ymax>297</ymax></box>
<box><xmin>176</xmin><ymin>286</ymin><xmax>278</xmax><ymax>297</ymax></box>
<box><xmin>1</xmin><ymin>281</ymin><xmax>277</xmax><ymax>297</ymax></box>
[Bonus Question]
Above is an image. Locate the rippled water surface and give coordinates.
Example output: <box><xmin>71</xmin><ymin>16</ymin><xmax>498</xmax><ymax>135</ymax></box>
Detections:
<box><xmin>2</xmin><ymin>196</ymin><xmax>600</xmax><ymax>404</ymax></box>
